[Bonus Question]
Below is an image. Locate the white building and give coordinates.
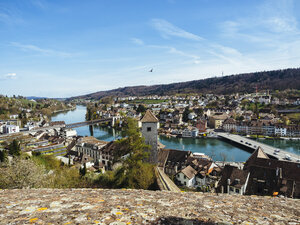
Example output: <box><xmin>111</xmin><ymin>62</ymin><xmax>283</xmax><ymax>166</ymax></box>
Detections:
<box><xmin>188</xmin><ymin>112</ymin><xmax>197</xmax><ymax>120</ymax></box>
<box><xmin>258</xmin><ymin>95</ymin><xmax>271</xmax><ymax>104</ymax></box>
<box><xmin>64</xmin><ymin>129</ymin><xmax>77</xmax><ymax>138</ymax></box>
<box><xmin>4</xmin><ymin>125</ymin><xmax>19</xmax><ymax>134</ymax></box>
<box><xmin>9</xmin><ymin>114</ymin><xmax>18</xmax><ymax>119</ymax></box>
<box><xmin>76</xmin><ymin>136</ymin><xmax>108</xmax><ymax>164</ymax></box>
<box><xmin>182</xmin><ymin>128</ymin><xmax>192</xmax><ymax>138</ymax></box>
<box><xmin>176</xmin><ymin>165</ymin><xmax>197</xmax><ymax>187</ymax></box>
<box><xmin>275</xmin><ymin>126</ymin><xmax>287</xmax><ymax>136</ymax></box>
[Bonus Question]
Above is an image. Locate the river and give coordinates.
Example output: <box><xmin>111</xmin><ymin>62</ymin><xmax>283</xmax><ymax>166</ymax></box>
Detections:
<box><xmin>51</xmin><ymin>105</ymin><xmax>300</xmax><ymax>162</ymax></box>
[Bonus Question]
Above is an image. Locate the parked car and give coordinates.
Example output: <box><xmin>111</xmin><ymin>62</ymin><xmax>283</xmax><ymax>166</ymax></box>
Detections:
<box><xmin>284</xmin><ymin>154</ymin><xmax>291</xmax><ymax>160</ymax></box>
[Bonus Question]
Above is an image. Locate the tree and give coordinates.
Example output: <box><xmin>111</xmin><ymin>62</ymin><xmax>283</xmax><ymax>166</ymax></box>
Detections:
<box><xmin>0</xmin><ymin>150</ymin><xmax>7</xmax><ymax>162</ymax></box>
<box><xmin>109</xmin><ymin>117</ymin><xmax>155</xmax><ymax>189</ymax></box>
<box><xmin>224</xmin><ymin>96</ymin><xmax>229</xmax><ymax>106</ymax></box>
<box><xmin>86</xmin><ymin>107</ymin><xmax>92</xmax><ymax>121</ymax></box>
<box><xmin>182</xmin><ymin>106</ymin><xmax>190</xmax><ymax>122</ymax></box>
<box><xmin>219</xmin><ymin>153</ymin><xmax>228</xmax><ymax>167</ymax></box>
<box><xmin>136</xmin><ymin>104</ymin><xmax>146</xmax><ymax>114</ymax></box>
<box><xmin>8</xmin><ymin>139</ymin><xmax>21</xmax><ymax>156</ymax></box>
<box><xmin>0</xmin><ymin>158</ymin><xmax>45</xmax><ymax>189</ymax></box>
<box><xmin>79</xmin><ymin>163</ymin><xmax>87</xmax><ymax>177</ymax></box>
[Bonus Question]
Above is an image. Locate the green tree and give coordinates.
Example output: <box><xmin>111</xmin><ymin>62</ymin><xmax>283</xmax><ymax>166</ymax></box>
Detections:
<box><xmin>182</xmin><ymin>106</ymin><xmax>190</xmax><ymax>122</ymax></box>
<box><xmin>8</xmin><ymin>140</ymin><xmax>21</xmax><ymax>156</ymax></box>
<box><xmin>105</xmin><ymin>117</ymin><xmax>155</xmax><ymax>189</ymax></box>
<box><xmin>136</xmin><ymin>104</ymin><xmax>146</xmax><ymax>114</ymax></box>
<box><xmin>0</xmin><ymin>150</ymin><xmax>7</xmax><ymax>162</ymax></box>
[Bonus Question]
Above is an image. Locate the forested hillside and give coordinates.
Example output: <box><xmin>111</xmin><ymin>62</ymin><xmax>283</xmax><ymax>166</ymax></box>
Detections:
<box><xmin>72</xmin><ymin>68</ymin><xmax>300</xmax><ymax>100</ymax></box>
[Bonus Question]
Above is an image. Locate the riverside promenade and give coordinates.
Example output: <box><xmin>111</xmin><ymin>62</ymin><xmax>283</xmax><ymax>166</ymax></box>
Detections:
<box><xmin>217</xmin><ymin>132</ymin><xmax>300</xmax><ymax>163</ymax></box>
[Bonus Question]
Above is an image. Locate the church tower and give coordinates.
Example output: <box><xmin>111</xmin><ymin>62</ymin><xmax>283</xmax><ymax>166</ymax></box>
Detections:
<box><xmin>141</xmin><ymin>110</ymin><xmax>159</xmax><ymax>164</ymax></box>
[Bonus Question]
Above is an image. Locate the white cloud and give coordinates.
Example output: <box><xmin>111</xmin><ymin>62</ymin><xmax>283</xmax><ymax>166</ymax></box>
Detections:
<box><xmin>131</xmin><ymin>38</ymin><xmax>144</xmax><ymax>45</ymax></box>
<box><xmin>1</xmin><ymin>73</ymin><xmax>17</xmax><ymax>80</ymax></box>
<box><xmin>151</xmin><ymin>18</ymin><xmax>203</xmax><ymax>41</ymax></box>
<box><xmin>10</xmin><ymin>42</ymin><xmax>73</xmax><ymax>57</ymax></box>
<box><xmin>259</xmin><ymin>0</ymin><xmax>298</xmax><ymax>33</ymax></box>
<box><xmin>265</xmin><ymin>16</ymin><xmax>297</xmax><ymax>33</ymax></box>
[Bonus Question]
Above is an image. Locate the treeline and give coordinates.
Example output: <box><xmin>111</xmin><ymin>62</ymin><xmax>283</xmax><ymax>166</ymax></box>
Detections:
<box><xmin>72</xmin><ymin>68</ymin><xmax>300</xmax><ymax>100</ymax></box>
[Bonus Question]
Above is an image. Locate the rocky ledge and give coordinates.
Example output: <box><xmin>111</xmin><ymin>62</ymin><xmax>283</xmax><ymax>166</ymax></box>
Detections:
<box><xmin>0</xmin><ymin>189</ymin><xmax>299</xmax><ymax>225</ymax></box>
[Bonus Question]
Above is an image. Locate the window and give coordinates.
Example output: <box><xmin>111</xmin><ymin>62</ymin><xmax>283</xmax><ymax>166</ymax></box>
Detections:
<box><xmin>147</xmin><ymin>127</ymin><xmax>151</xmax><ymax>132</ymax></box>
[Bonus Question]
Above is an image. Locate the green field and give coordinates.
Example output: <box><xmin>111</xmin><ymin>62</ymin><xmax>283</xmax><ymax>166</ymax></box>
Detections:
<box><xmin>129</xmin><ymin>99</ymin><xmax>167</xmax><ymax>104</ymax></box>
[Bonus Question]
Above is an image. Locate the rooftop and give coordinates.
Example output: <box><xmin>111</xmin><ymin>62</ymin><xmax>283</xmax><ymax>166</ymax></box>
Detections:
<box><xmin>140</xmin><ymin>110</ymin><xmax>159</xmax><ymax>123</ymax></box>
<box><xmin>78</xmin><ymin>136</ymin><xmax>108</xmax><ymax>146</ymax></box>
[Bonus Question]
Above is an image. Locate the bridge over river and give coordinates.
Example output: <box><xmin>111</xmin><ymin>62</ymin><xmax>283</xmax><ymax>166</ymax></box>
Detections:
<box><xmin>217</xmin><ymin>132</ymin><xmax>300</xmax><ymax>163</ymax></box>
<box><xmin>65</xmin><ymin>118</ymin><xmax>115</xmax><ymax>129</ymax></box>
<box><xmin>0</xmin><ymin>118</ymin><xmax>116</xmax><ymax>140</ymax></box>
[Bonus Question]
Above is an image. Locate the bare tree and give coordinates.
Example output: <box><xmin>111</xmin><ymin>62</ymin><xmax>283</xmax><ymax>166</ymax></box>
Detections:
<box><xmin>0</xmin><ymin>158</ymin><xmax>45</xmax><ymax>189</ymax></box>
<box><xmin>219</xmin><ymin>152</ymin><xmax>228</xmax><ymax>167</ymax></box>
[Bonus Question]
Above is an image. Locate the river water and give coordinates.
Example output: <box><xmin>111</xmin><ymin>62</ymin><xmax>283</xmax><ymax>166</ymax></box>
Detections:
<box><xmin>52</xmin><ymin>105</ymin><xmax>300</xmax><ymax>162</ymax></box>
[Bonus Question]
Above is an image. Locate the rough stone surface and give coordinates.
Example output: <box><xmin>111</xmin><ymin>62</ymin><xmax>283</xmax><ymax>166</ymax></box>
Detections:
<box><xmin>0</xmin><ymin>189</ymin><xmax>299</xmax><ymax>224</ymax></box>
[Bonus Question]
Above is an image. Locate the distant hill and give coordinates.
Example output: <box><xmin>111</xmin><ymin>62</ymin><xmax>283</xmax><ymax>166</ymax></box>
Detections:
<box><xmin>26</xmin><ymin>96</ymin><xmax>66</xmax><ymax>101</ymax></box>
<box><xmin>26</xmin><ymin>96</ymin><xmax>48</xmax><ymax>100</ymax></box>
<box><xmin>71</xmin><ymin>68</ymin><xmax>300</xmax><ymax>100</ymax></box>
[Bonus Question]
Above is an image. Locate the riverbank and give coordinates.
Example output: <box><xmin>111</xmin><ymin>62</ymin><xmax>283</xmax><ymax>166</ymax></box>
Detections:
<box><xmin>52</xmin><ymin>106</ymin><xmax>76</xmax><ymax>114</ymax></box>
<box><xmin>51</xmin><ymin>105</ymin><xmax>300</xmax><ymax>162</ymax></box>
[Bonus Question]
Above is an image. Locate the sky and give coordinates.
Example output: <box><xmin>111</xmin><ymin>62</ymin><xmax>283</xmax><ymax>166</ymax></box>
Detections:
<box><xmin>0</xmin><ymin>0</ymin><xmax>300</xmax><ymax>98</ymax></box>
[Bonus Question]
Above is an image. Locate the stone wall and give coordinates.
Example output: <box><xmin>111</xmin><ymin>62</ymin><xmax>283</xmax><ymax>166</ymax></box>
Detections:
<box><xmin>0</xmin><ymin>189</ymin><xmax>299</xmax><ymax>224</ymax></box>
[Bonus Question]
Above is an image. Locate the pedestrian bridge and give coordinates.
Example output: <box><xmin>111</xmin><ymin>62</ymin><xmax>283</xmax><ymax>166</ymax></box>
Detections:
<box><xmin>65</xmin><ymin>118</ymin><xmax>115</xmax><ymax>129</ymax></box>
<box><xmin>217</xmin><ymin>132</ymin><xmax>300</xmax><ymax>163</ymax></box>
<box><xmin>0</xmin><ymin>117</ymin><xmax>118</xmax><ymax>139</ymax></box>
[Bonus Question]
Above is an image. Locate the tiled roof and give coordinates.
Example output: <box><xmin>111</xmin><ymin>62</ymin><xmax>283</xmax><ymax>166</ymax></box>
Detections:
<box><xmin>141</xmin><ymin>110</ymin><xmax>159</xmax><ymax>123</ymax></box>
<box><xmin>181</xmin><ymin>165</ymin><xmax>197</xmax><ymax>180</ymax></box>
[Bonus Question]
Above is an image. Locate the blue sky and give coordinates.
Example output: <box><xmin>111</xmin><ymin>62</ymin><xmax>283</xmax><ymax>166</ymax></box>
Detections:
<box><xmin>0</xmin><ymin>0</ymin><xmax>300</xmax><ymax>98</ymax></box>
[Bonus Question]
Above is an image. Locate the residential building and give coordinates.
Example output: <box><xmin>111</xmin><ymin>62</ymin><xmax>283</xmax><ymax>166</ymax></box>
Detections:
<box><xmin>3</xmin><ymin>124</ymin><xmax>19</xmax><ymax>134</ymax></box>
<box><xmin>209</xmin><ymin>113</ymin><xmax>228</xmax><ymax>129</ymax></box>
<box><xmin>76</xmin><ymin>136</ymin><xmax>108</xmax><ymax>163</ymax></box>
<box><xmin>176</xmin><ymin>165</ymin><xmax>197</xmax><ymax>187</ymax></box>
<box><xmin>217</xmin><ymin>165</ymin><xmax>250</xmax><ymax>195</ymax></box>
<box><xmin>223</xmin><ymin>118</ymin><xmax>237</xmax><ymax>133</ymax></box>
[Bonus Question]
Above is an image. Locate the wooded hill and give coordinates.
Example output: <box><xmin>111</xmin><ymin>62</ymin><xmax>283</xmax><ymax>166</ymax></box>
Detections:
<box><xmin>71</xmin><ymin>68</ymin><xmax>300</xmax><ymax>100</ymax></box>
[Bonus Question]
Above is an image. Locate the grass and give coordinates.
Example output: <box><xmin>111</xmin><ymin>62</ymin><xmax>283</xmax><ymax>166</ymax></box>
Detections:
<box><xmin>287</xmin><ymin>113</ymin><xmax>300</xmax><ymax>121</ymax></box>
<box><xmin>129</xmin><ymin>99</ymin><xmax>167</xmax><ymax>104</ymax></box>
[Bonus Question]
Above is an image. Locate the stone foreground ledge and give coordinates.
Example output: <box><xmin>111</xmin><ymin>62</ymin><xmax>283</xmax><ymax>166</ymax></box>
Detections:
<box><xmin>0</xmin><ymin>189</ymin><xmax>299</xmax><ymax>225</ymax></box>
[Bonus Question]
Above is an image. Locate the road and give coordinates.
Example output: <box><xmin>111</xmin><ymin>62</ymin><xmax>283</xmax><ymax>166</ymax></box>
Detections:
<box><xmin>217</xmin><ymin>132</ymin><xmax>300</xmax><ymax>163</ymax></box>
